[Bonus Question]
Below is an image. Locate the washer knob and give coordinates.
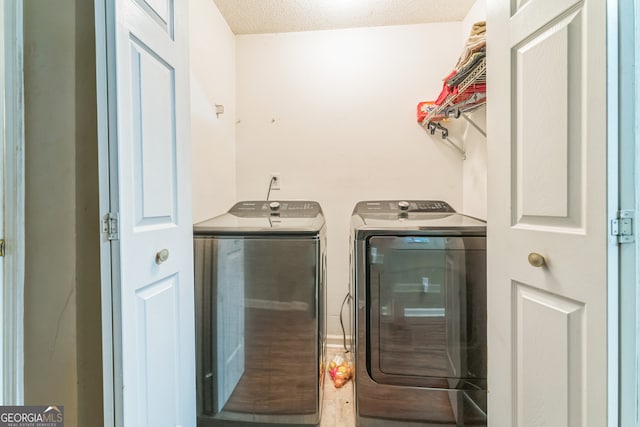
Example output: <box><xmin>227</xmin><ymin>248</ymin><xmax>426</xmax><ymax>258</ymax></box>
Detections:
<box><xmin>269</xmin><ymin>201</ymin><xmax>281</xmax><ymax>211</ymax></box>
<box><xmin>398</xmin><ymin>201</ymin><xmax>410</xmax><ymax>211</ymax></box>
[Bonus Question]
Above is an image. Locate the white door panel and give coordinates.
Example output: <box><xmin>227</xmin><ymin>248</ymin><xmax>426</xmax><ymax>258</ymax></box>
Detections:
<box><xmin>513</xmin><ymin>9</ymin><xmax>585</xmax><ymax>231</ymax></box>
<box><xmin>129</xmin><ymin>37</ymin><xmax>178</xmax><ymax>225</ymax></box>
<box><xmin>487</xmin><ymin>0</ymin><xmax>606</xmax><ymax>425</ymax></box>
<box><xmin>514</xmin><ymin>284</ymin><xmax>585</xmax><ymax>425</ymax></box>
<box><xmin>134</xmin><ymin>0</ymin><xmax>172</xmax><ymax>31</ymax></box>
<box><xmin>105</xmin><ymin>0</ymin><xmax>195</xmax><ymax>425</ymax></box>
<box><xmin>134</xmin><ymin>275</ymin><xmax>179</xmax><ymax>426</ymax></box>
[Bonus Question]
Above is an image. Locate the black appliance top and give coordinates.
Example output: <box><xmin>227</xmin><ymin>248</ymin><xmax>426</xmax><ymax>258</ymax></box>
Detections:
<box><xmin>351</xmin><ymin>200</ymin><xmax>485</xmax><ymax>237</ymax></box>
<box><xmin>194</xmin><ymin>200</ymin><xmax>325</xmax><ymax>236</ymax></box>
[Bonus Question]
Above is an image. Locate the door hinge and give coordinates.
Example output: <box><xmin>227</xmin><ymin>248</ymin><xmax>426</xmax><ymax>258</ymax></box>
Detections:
<box><xmin>0</xmin><ymin>239</ymin><xmax>4</xmax><ymax>257</ymax></box>
<box><xmin>102</xmin><ymin>212</ymin><xmax>119</xmax><ymax>241</ymax></box>
<box><xmin>611</xmin><ymin>210</ymin><xmax>634</xmax><ymax>244</ymax></box>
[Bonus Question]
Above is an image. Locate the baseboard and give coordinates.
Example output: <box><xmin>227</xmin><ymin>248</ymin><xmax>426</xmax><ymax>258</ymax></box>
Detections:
<box><xmin>326</xmin><ymin>334</ymin><xmax>352</xmax><ymax>350</ymax></box>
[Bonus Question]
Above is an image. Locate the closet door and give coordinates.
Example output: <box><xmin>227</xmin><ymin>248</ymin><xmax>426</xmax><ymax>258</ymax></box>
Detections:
<box><xmin>487</xmin><ymin>0</ymin><xmax>607</xmax><ymax>425</ymax></box>
<box><xmin>96</xmin><ymin>0</ymin><xmax>196</xmax><ymax>425</ymax></box>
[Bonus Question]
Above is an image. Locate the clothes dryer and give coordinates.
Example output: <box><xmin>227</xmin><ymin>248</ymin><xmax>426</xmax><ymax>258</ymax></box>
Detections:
<box><xmin>351</xmin><ymin>200</ymin><xmax>486</xmax><ymax>426</ymax></box>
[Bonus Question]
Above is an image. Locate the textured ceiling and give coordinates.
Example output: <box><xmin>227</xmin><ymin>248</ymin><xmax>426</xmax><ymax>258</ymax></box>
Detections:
<box><xmin>212</xmin><ymin>0</ymin><xmax>476</xmax><ymax>35</ymax></box>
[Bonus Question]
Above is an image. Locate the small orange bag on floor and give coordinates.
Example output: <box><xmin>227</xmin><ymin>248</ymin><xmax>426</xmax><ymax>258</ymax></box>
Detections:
<box><xmin>328</xmin><ymin>354</ymin><xmax>353</xmax><ymax>388</ymax></box>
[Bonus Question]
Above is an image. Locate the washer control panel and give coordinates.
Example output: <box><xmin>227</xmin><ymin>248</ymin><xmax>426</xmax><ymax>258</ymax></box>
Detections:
<box><xmin>231</xmin><ymin>201</ymin><xmax>322</xmax><ymax>217</ymax></box>
<box><xmin>356</xmin><ymin>200</ymin><xmax>455</xmax><ymax>213</ymax></box>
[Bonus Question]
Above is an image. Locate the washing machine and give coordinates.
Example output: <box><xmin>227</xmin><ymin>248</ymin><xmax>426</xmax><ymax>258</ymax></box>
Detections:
<box><xmin>194</xmin><ymin>200</ymin><xmax>327</xmax><ymax>426</ymax></box>
<box><xmin>350</xmin><ymin>200</ymin><xmax>486</xmax><ymax>426</ymax></box>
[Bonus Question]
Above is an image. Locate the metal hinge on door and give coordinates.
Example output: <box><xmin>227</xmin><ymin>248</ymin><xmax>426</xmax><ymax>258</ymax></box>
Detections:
<box><xmin>611</xmin><ymin>210</ymin><xmax>634</xmax><ymax>244</ymax></box>
<box><xmin>102</xmin><ymin>212</ymin><xmax>119</xmax><ymax>241</ymax></box>
<box><xmin>0</xmin><ymin>239</ymin><xmax>4</xmax><ymax>257</ymax></box>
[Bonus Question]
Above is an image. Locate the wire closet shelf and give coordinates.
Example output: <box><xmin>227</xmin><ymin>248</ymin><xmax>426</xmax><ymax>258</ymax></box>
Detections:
<box><xmin>421</xmin><ymin>57</ymin><xmax>486</xmax><ymax>126</ymax></box>
<box><xmin>418</xmin><ymin>21</ymin><xmax>487</xmax><ymax>158</ymax></box>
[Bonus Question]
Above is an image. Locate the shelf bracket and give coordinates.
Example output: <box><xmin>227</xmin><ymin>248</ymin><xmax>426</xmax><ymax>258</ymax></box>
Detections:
<box><xmin>423</xmin><ymin>121</ymin><xmax>466</xmax><ymax>159</ymax></box>
<box><xmin>444</xmin><ymin>137</ymin><xmax>466</xmax><ymax>160</ymax></box>
<box><xmin>461</xmin><ymin>113</ymin><xmax>487</xmax><ymax>137</ymax></box>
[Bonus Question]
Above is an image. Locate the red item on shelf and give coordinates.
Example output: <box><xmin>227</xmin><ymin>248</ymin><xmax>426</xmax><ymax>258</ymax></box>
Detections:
<box><xmin>434</xmin><ymin>70</ymin><xmax>457</xmax><ymax>105</ymax></box>
<box><xmin>417</xmin><ymin>101</ymin><xmax>437</xmax><ymax>122</ymax></box>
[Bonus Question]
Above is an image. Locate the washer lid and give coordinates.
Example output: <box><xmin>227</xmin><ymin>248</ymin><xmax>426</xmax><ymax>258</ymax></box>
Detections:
<box><xmin>351</xmin><ymin>200</ymin><xmax>485</xmax><ymax>233</ymax></box>
<box><xmin>194</xmin><ymin>200</ymin><xmax>325</xmax><ymax>235</ymax></box>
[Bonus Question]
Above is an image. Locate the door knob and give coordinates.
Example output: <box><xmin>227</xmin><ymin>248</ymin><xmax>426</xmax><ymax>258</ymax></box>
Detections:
<box><xmin>155</xmin><ymin>248</ymin><xmax>169</xmax><ymax>264</ymax></box>
<box><xmin>528</xmin><ymin>252</ymin><xmax>545</xmax><ymax>268</ymax></box>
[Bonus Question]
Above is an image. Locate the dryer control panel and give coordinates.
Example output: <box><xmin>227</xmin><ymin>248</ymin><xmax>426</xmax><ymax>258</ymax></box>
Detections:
<box><xmin>354</xmin><ymin>200</ymin><xmax>455</xmax><ymax>214</ymax></box>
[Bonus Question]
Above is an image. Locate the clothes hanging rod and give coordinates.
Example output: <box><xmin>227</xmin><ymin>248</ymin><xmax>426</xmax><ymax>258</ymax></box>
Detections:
<box><xmin>423</xmin><ymin>117</ymin><xmax>467</xmax><ymax>160</ymax></box>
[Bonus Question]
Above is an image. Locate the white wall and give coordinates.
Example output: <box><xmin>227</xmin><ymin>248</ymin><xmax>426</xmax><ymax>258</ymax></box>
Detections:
<box><xmin>24</xmin><ymin>0</ymin><xmax>78</xmax><ymax>419</ymax></box>
<box><xmin>461</xmin><ymin>0</ymin><xmax>488</xmax><ymax>220</ymax></box>
<box><xmin>461</xmin><ymin>106</ymin><xmax>487</xmax><ymax>219</ymax></box>
<box><xmin>189</xmin><ymin>0</ymin><xmax>237</xmax><ymax>223</ymax></box>
<box><xmin>235</xmin><ymin>23</ymin><xmax>464</xmax><ymax>338</ymax></box>
<box><xmin>23</xmin><ymin>0</ymin><xmax>103</xmax><ymax>425</ymax></box>
<box><xmin>461</xmin><ymin>0</ymin><xmax>487</xmax><ymax>47</ymax></box>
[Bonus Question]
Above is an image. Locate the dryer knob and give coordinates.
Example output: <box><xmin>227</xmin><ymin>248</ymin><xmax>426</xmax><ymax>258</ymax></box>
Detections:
<box><xmin>269</xmin><ymin>201</ymin><xmax>281</xmax><ymax>211</ymax></box>
<box><xmin>398</xmin><ymin>201</ymin><xmax>410</xmax><ymax>210</ymax></box>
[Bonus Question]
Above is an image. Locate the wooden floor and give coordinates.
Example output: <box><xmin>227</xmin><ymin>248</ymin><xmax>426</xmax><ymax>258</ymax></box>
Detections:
<box><xmin>214</xmin><ymin>305</ymin><xmax>482</xmax><ymax>425</ymax></box>
<box><xmin>321</xmin><ymin>369</ymin><xmax>354</xmax><ymax>427</ymax></box>
<box><xmin>215</xmin><ymin>346</ymin><xmax>483</xmax><ymax>426</ymax></box>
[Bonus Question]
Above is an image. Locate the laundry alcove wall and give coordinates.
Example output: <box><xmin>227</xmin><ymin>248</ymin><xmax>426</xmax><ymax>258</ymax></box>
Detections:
<box><xmin>189</xmin><ymin>0</ymin><xmax>487</xmax><ymax>340</ymax></box>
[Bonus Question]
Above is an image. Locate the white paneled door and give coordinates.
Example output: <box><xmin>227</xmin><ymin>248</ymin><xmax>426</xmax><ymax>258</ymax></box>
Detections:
<box><xmin>487</xmin><ymin>0</ymin><xmax>607</xmax><ymax>425</ymax></box>
<box><xmin>98</xmin><ymin>0</ymin><xmax>195</xmax><ymax>425</ymax></box>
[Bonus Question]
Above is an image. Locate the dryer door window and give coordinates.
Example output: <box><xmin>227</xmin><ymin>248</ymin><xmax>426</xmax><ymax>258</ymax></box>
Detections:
<box><xmin>366</xmin><ymin>235</ymin><xmax>486</xmax><ymax>387</ymax></box>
